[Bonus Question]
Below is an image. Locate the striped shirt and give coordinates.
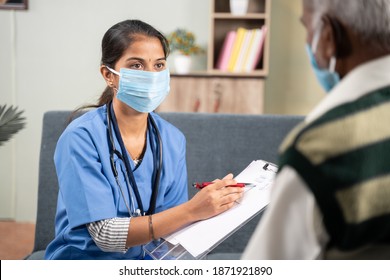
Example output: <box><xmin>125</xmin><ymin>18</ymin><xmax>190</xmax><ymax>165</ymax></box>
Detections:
<box><xmin>242</xmin><ymin>54</ymin><xmax>390</xmax><ymax>260</ymax></box>
<box><xmin>279</xmin><ymin>85</ymin><xmax>390</xmax><ymax>250</ymax></box>
<box><xmin>87</xmin><ymin>218</ymin><xmax>130</xmax><ymax>253</ymax></box>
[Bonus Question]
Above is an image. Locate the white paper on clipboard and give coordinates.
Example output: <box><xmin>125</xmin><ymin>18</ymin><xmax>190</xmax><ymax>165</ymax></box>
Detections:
<box><xmin>158</xmin><ymin>160</ymin><xmax>277</xmax><ymax>259</ymax></box>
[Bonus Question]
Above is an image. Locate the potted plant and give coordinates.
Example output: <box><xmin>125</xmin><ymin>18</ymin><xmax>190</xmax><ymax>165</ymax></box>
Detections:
<box><xmin>230</xmin><ymin>0</ymin><xmax>249</xmax><ymax>15</ymax></box>
<box><xmin>167</xmin><ymin>28</ymin><xmax>204</xmax><ymax>74</ymax></box>
<box><xmin>0</xmin><ymin>105</ymin><xmax>26</xmax><ymax>146</ymax></box>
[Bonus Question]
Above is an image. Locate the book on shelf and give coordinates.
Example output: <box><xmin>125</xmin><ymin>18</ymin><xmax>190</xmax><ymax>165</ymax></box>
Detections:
<box><xmin>215</xmin><ymin>30</ymin><xmax>236</xmax><ymax>71</ymax></box>
<box><xmin>246</xmin><ymin>25</ymin><xmax>267</xmax><ymax>72</ymax></box>
<box><xmin>233</xmin><ymin>28</ymin><xmax>254</xmax><ymax>72</ymax></box>
<box><xmin>226</xmin><ymin>27</ymin><xmax>246</xmax><ymax>72</ymax></box>
<box><xmin>215</xmin><ymin>26</ymin><xmax>267</xmax><ymax>73</ymax></box>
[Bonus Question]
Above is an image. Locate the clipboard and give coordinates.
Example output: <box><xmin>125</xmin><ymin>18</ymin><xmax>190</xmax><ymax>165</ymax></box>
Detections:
<box><xmin>144</xmin><ymin>160</ymin><xmax>277</xmax><ymax>260</ymax></box>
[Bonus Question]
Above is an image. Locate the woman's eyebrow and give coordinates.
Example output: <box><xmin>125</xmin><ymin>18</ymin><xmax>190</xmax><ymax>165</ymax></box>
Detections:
<box><xmin>126</xmin><ymin>57</ymin><xmax>166</xmax><ymax>62</ymax></box>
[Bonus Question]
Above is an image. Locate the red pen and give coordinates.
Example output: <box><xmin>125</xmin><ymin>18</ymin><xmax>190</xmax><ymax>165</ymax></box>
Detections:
<box><xmin>192</xmin><ymin>182</ymin><xmax>248</xmax><ymax>189</ymax></box>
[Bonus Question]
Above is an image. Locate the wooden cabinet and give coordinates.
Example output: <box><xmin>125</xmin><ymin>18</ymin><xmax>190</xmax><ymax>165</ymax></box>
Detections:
<box><xmin>158</xmin><ymin>76</ymin><xmax>264</xmax><ymax>114</ymax></box>
<box><xmin>158</xmin><ymin>0</ymin><xmax>271</xmax><ymax>114</ymax></box>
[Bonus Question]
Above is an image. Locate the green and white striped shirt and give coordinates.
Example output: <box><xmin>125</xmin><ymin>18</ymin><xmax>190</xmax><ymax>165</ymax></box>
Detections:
<box><xmin>243</xmin><ymin>55</ymin><xmax>390</xmax><ymax>260</ymax></box>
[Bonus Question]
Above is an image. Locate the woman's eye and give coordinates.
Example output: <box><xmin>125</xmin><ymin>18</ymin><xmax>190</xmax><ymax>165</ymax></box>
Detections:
<box><xmin>131</xmin><ymin>63</ymin><xmax>143</xmax><ymax>70</ymax></box>
<box><xmin>155</xmin><ymin>63</ymin><xmax>165</xmax><ymax>69</ymax></box>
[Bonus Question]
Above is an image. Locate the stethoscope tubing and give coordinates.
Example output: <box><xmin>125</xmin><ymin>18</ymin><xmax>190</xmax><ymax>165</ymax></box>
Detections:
<box><xmin>107</xmin><ymin>102</ymin><xmax>162</xmax><ymax>216</ymax></box>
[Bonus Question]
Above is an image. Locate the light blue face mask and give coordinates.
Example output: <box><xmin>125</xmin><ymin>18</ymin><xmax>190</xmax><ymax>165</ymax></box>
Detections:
<box><xmin>107</xmin><ymin>66</ymin><xmax>170</xmax><ymax>113</ymax></box>
<box><xmin>306</xmin><ymin>24</ymin><xmax>340</xmax><ymax>93</ymax></box>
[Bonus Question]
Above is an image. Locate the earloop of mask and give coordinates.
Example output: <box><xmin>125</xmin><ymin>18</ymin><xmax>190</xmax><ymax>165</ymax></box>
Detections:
<box><xmin>105</xmin><ymin>65</ymin><xmax>121</xmax><ymax>76</ymax></box>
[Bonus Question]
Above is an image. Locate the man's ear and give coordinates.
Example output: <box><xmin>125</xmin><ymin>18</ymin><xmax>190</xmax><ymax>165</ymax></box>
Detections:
<box><xmin>320</xmin><ymin>16</ymin><xmax>337</xmax><ymax>60</ymax></box>
<box><xmin>325</xmin><ymin>16</ymin><xmax>352</xmax><ymax>58</ymax></box>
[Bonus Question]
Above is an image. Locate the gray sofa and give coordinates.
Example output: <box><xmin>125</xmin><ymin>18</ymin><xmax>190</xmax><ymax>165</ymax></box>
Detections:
<box><xmin>24</xmin><ymin>111</ymin><xmax>304</xmax><ymax>260</ymax></box>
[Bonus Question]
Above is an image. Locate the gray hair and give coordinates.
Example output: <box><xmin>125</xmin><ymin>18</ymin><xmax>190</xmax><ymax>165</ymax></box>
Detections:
<box><xmin>305</xmin><ymin>0</ymin><xmax>390</xmax><ymax>50</ymax></box>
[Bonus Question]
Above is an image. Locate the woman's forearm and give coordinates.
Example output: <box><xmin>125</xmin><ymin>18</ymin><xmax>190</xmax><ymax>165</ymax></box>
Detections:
<box><xmin>125</xmin><ymin>177</ymin><xmax>243</xmax><ymax>248</ymax></box>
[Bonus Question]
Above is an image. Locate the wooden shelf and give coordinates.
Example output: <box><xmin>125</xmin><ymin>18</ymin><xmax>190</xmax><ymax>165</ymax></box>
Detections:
<box><xmin>171</xmin><ymin>69</ymin><xmax>268</xmax><ymax>78</ymax></box>
<box><xmin>208</xmin><ymin>0</ymin><xmax>271</xmax><ymax>75</ymax></box>
<box><xmin>213</xmin><ymin>13</ymin><xmax>268</xmax><ymax>19</ymax></box>
<box><xmin>159</xmin><ymin>0</ymin><xmax>271</xmax><ymax>114</ymax></box>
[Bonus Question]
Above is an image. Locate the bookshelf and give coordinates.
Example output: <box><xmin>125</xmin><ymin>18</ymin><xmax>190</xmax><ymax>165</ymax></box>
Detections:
<box><xmin>158</xmin><ymin>0</ymin><xmax>271</xmax><ymax>114</ymax></box>
<box><xmin>208</xmin><ymin>0</ymin><xmax>271</xmax><ymax>77</ymax></box>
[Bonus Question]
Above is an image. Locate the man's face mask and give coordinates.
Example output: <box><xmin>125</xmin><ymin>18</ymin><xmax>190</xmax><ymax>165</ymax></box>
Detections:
<box><xmin>106</xmin><ymin>66</ymin><xmax>170</xmax><ymax>113</ymax></box>
<box><xmin>305</xmin><ymin>23</ymin><xmax>340</xmax><ymax>93</ymax></box>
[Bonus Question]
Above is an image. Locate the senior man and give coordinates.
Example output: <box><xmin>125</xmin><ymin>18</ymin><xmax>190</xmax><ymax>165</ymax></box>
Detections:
<box><xmin>243</xmin><ymin>0</ymin><xmax>390</xmax><ymax>259</ymax></box>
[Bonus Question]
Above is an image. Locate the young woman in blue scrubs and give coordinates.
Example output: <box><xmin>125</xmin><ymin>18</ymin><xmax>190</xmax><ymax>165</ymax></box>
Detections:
<box><xmin>44</xmin><ymin>19</ymin><xmax>243</xmax><ymax>260</ymax></box>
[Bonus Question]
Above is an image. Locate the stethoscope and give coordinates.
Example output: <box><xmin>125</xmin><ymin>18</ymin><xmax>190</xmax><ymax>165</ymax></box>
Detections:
<box><xmin>107</xmin><ymin>101</ymin><xmax>162</xmax><ymax>217</ymax></box>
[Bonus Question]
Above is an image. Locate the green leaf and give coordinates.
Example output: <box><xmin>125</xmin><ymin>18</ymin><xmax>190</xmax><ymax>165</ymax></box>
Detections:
<box><xmin>167</xmin><ymin>28</ymin><xmax>204</xmax><ymax>56</ymax></box>
<box><xmin>0</xmin><ymin>105</ymin><xmax>26</xmax><ymax>146</ymax></box>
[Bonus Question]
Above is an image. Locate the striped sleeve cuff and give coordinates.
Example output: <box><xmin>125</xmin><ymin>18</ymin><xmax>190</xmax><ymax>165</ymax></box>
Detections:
<box><xmin>87</xmin><ymin>217</ymin><xmax>131</xmax><ymax>253</ymax></box>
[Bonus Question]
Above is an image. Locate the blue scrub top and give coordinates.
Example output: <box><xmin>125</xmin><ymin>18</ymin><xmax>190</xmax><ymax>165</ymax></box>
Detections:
<box><xmin>45</xmin><ymin>105</ymin><xmax>188</xmax><ymax>259</ymax></box>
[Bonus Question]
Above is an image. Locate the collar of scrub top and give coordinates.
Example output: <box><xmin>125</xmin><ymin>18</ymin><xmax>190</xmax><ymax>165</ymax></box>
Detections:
<box><xmin>107</xmin><ymin>101</ymin><xmax>162</xmax><ymax>216</ymax></box>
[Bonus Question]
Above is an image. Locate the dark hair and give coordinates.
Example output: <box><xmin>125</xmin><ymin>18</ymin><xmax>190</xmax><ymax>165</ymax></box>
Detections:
<box><xmin>69</xmin><ymin>19</ymin><xmax>170</xmax><ymax>121</ymax></box>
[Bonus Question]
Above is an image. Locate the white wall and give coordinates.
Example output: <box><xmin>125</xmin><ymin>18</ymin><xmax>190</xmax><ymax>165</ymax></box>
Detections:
<box><xmin>0</xmin><ymin>0</ymin><xmax>210</xmax><ymax>222</ymax></box>
<box><xmin>0</xmin><ymin>0</ymin><xmax>323</xmax><ymax>222</ymax></box>
<box><xmin>264</xmin><ymin>0</ymin><xmax>323</xmax><ymax>115</ymax></box>
<box><xmin>0</xmin><ymin>12</ymin><xmax>16</xmax><ymax>218</ymax></box>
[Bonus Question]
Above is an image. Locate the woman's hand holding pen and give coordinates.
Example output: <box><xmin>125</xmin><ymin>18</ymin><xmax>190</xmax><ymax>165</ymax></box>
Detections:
<box><xmin>185</xmin><ymin>173</ymin><xmax>244</xmax><ymax>221</ymax></box>
<box><xmin>127</xmin><ymin>174</ymin><xmax>243</xmax><ymax>245</ymax></box>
